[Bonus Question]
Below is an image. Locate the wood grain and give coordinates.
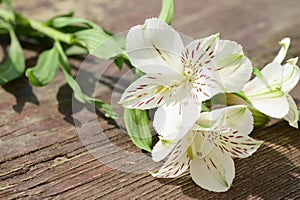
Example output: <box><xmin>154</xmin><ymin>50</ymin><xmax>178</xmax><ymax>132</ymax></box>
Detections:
<box><xmin>1</xmin><ymin>0</ymin><xmax>300</xmax><ymax>199</ymax></box>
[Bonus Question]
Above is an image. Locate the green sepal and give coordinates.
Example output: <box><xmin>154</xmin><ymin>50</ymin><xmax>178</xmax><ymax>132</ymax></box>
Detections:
<box><xmin>249</xmin><ymin>107</ymin><xmax>270</xmax><ymax>128</ymax></box>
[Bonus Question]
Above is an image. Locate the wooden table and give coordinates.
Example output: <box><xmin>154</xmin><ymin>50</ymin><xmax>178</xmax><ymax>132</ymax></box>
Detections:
<box><xmin>1</xmin><ymin>0</ymin><xmax>300</xmax><ymax>199</ymax></box>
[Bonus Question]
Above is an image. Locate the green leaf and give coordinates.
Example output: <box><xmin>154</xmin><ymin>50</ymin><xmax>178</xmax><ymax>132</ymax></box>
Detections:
<box><xmin>49</xmin><ymin>16</ymin><xmax>102</xmax><ymax>30</ymax></box>
<box><xmin>158</xmin><ymin>0</ymin><xmax>174</xmax><ymax>25</ymax></box>
<box><xmin>124</xmin><ymin>108</ymin><xmax>152</xmax><ymax>152</ymax></box>
<box><xmin>114</xmin><ymin>55</ymin><xmax>124</xmax><ymax>70</ymax></box>
<box><xmin>43</xmin><ymin>12</ymin><xmax>74</xmax><ymax>25</ymax></box>
<box><xmin>75</xmin><ymin>28</ymin><xmax>123</xmax><ymax>59</ymax></box>
<box><xmin>26</xmin><ymin>43</ymin><xmax>59</xmax><ymax>86</ymax></box>
<box><xmin>65</xmin><ymin>45</ymin><xmax>88</xmax><ymax>56</ymax></box>
<box><xmin>15</xmin><ymin>13</ymin><xmax>30</xmax><ymax>26</ymax></box>
<box><xmin>55</xmin><ymin>41</ymin><xmax>118</xmax><ymax>119</ymax></box>
<box><xmin>0</xmin><ymin>21</ymin><xmax>25</xmax><ymax>85</ymax></box>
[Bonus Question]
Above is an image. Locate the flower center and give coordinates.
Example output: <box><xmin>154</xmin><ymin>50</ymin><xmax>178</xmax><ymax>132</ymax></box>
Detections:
<box><xmin>183</xmin><ymin>65</ymin><xmax>197</xmax><ymax>85</ymax></box>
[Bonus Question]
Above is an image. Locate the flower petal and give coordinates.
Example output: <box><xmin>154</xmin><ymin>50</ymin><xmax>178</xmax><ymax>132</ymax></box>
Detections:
<box><xmin>119</xmin><ymin>73</ymin><xmax>184</xmax><ymax>109</ymax></box>
<box><xmin>126</xmin><ymin>18</ymin><xmax>184</xmax><ymax>74</ymax></box>
<box><xmin>195</xmin><ymin>106</ymin><xmax>254</xmax><ymax>158</ymax></box>
<box><xmin>244</xmin><ymin>62</ymin><xmax>283</xmax><ymax>95</ymax></box>
<box><xmin>190</xmin><ymin>148</ymin><xmax>235</xmax><ymax>192</ymax></box>
<box><xmin>217</xmin><ymin>131</ymin><xmax>263</xmax><ymax>158</ymax></box>
<box><xmin>248</xmin><ymin>94</ymin><xmax>288</xmax><ymax>118</ymax></box>
<box><xmin>194</xmin><ymin>106</ymin><xmax>253</xmax><ymax>135</ymax></box>
<box><xmin>282</xmin><ymin>57</ymin><xmax>300</xmax><ymax>93</ymax></box>
<box><xmin>181</xmin><ymin>33</ymin><xmax>219</xmax><ymax>71</ymax></box>
<box><xmin>191</xmin><ymin>65</ymin><xmax>224</xmax><ymax>101</ymax></box>
<box><xmin>194</xmin><ymin>108</ymin><xmax>224</xmax><ymax>130</ymax></box>
<box><xmin>284</xmin><ymin>94</ymin><xmax>299</xmax><ymax>128</ymax></box>
<box><xmin>152</xmin><ymin>138</ymin><xmax>177</xmax><ymax>162</ymax></box>
<box><xmin>222</xmin><ymin>106</ymin><xmax>254</xmax><ymax>135</ymax></box>
<box><xmin>215</xmin><ymin>40</ymin><xmax>252</xmax><ymax>92</ymax></box>
<box><xmin>151</xmin><ymin>133</ymin><xmax>194</xmax><ymax>178</ymax></box>
<box><xmin>197</xmin><ymin>130</ymin><xmax>219</xmax><ymax>158</ymax></box>
<box><xmin>153</xmin><ymin>97</ymin><xmax>201</xmax><ymax>140</ymax></box>
<box><xmin>273</xmin><ymin>37</ymin><xmax>290</xmax><ymax>64</ymax></box>
<box><xmin>243</xmin><ymin>62</ymin><xmax>289</xmax><ymax>118</ymax></box>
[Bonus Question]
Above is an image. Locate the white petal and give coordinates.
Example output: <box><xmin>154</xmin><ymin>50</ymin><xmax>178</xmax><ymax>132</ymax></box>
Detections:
<box><xmin>250</xmin><ymin>95</ymin><xmax>289</xmax><ymax>118</ymax></box>
<box><xmin>152</xmin><ymin>138</ymin><xmax>177</xmax><ymax>162</ymax></box>
<box><xmin>191</xmin><ymin>65</ymin><xmax>224</xmax><ymax>101</ymax></box>
<box><xmin>222</xmin><ymin>106</ymin><xmax>254</xmax><ymax>135</ymax></box>
<box><xmin>282</xmin><ymin>58</ymin><xmax>300</xmax><ymax>93</ymax></box>
<box><xmin>152</xmin><ymin>133</ymin><xmax>194</xmax><ymax>178</ymax></box>
<box><xmin>192</xmin><ymin>110</ymin><xmax>224</xmax><ymax>158</ymax></box>
<box><xmin>181</xmin><ymin>34</ymin><xmax>226</xmax><ymax>101</ymax></box>
<box><xmin>273</xmin><ymin>37</ymin><xmax>291</xmax><ymax>64</ymax></box>
<box><xmin>181</xmin><ymin>33</ymin><xmax>219</xmax><ymax>71</ymax></box>
<box><xmin>216</xmin><ymin>39</ymin><xmax>243</xmax><ymax>57</ymax></box>
<box><xmin>190</xmin><ymin>148</ymin><xmax>235</xmax><ymax>192</ymax></box>
<box><xmin>126</xmin><ymin>18</ymin><xmax>184</xmax><ymax>74</ymax></box>
<box><xmin>195</xmin><ymin>106</ymin><xmax>254</xmax><ymax>158</ymax></box>
<box><xmin>165</xmin><ymin>81</ymin><xmax>190</xmax><ymax>104</ymax></box>
<box><xmin>119</xmin><ymin>74</ymin><xmax>184</xmax><ymax>109</ymax></box>
<box><xmin>244</xmin><ymin>62</ymin><xmax>283</xmax><ymax>96</ymax></box>
<box><xmin>215</xmin><ymin>40</ymin><xmax>252</xmax><ymax>92</ymax></box>
<box><xmin>284</xmin><ymin>94</ymin><xmax>299</xmax><ymax>128</ymax></box>
<box><xmin>137</xmin><ymin>64</ymin><xmax>182</xmax><ymax>76</ymax></box>
<box><xmin>197</xmin><ymin>130</ymin><xmax>218</xmax><ymax>158</ymax></box>
<box><xmin>152</xmin><ymin>152</ymin><xmax>189</xmax><ymax>178</ymax></box>
<box><xmin>244</xmin><ymin>63</ymin><xmax>289</xmax><ymax>118</ymax></box>
<box><xmin>195</xmin><ymin>106</ymin><xmax>253</xmax><ymax>135</ymax></box>
<box><xmin>217</xmin><ymin>131</ymin><xmax>263</xmax><ymax>158</ymax></box>
<box><xmin>153</xmin><ymin>97</ymin><xmax>201</xmax><ymax>140</ymax></box>
<box><xmin>194</xmin><ymin>108</ymin><xmax>224</xmax><ymax>130</ymax></box>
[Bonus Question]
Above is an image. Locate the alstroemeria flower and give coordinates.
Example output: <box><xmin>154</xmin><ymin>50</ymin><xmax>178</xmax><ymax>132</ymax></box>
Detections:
<box><xmin>152</xmin><ymin>105</ymin><xmax>263</xmax><ymax>192</ymax></box>
<box><xmin>120</xmin><ymin>18</ymin><xmax>252</xmax><ymax>108</ymax></box>
<box><xmin>119</xmin><ymin>18</ymin><xmax>253</xmax><ymax>136</ymax></box>
<box><xmin>243</xmin><ymin>38</ymin><xmax>299</xmax><ymax>128</ymax></box>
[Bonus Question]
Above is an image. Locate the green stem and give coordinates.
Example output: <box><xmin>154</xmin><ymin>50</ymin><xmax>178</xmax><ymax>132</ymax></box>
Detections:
<box><xmin>0</xmin><ymin>7</ymin><xmax>14</xmax><ymax>21</ymax></box>
<box><xmin>232</xmin><ymin>91</ymin><xmax>253</xmax><ymax>106</ymax></box>
<box><xmin>29</xmin><ymin>20</ymin><xmax>74</xmax><ymax>44</ymax></box>
<box><xmin>0</xmin><ymin>8</ymin><xmax>75</xmax><ymax>45</ymax></box>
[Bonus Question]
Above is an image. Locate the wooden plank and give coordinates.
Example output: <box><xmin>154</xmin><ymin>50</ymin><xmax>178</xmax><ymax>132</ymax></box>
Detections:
<box><xmin>0</xmin><ymin>0</ymin><xmax>300</xmax><ymax>199</ymax></box>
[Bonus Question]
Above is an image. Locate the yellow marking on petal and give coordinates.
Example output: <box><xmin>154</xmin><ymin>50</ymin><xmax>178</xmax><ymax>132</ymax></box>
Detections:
<box><xmin>160</xmin><ymin>137</ymin><xmax>174</xmax><ymax>147</ymax></box>
<box><xmin>155</xmin><ymin>85</ymin><xmax>169</xmax><ymax>94</ymax></box>
<box><xmin>187</xmin><ymin>146</ymin><xmax>194</xmax><ymax>160</ymax></box>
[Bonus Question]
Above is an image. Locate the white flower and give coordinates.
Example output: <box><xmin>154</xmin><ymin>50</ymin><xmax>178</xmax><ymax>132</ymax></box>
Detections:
<box><xmin>151</xmin><ymin>106</ymin><xmax>263</xmax><ymax>192</ymax></box>
<box><xmin>120</xmin><ymin>18</ymin><xmax>253</xmax><ymax>108</ymax></box>
<box><xmin>243</xmin><ymin>38</ymin><xmax>299</xmax><ymax>128</ymax></box>
<box><xmin>119</xmin><ymin>18</ymin><xmax>253</xmax><ymax>136</ymax></box>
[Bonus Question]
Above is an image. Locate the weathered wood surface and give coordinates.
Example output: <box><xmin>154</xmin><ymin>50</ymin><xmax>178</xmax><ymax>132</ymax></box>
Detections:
<box><xmin>1</xmin><ymin>0</ymin><xmax>300</xmax><ymax>199</ymax></box>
